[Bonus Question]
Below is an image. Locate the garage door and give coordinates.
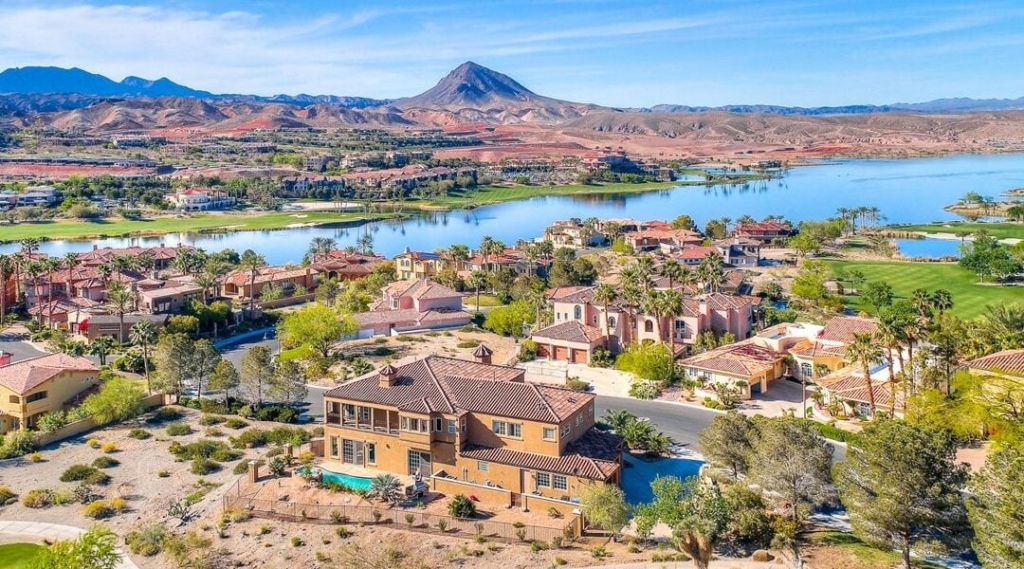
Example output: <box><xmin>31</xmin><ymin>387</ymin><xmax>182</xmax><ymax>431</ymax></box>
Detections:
<box><xmin>553</xmin><ymin>346</ymin><xmax>569</xmax><ymax>360</ymax></box>
<box><xmin>572</xmin><ymin>349</ymin><xmax>589</xmax><ymax>364</ymax></box>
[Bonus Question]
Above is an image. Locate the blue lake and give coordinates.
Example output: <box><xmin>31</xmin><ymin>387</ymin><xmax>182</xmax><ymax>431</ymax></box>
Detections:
<box><xmin>896</xmin><ymin>238</ymin><xmax>964</xmax><ymax>258</ymax></box>
<box><xmin>4</xmin><ymin>153</ymin><xmax>1024</xmax><ymax>264</ymax></box>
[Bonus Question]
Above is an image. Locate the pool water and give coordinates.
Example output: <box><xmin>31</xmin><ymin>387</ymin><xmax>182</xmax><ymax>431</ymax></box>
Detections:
<box><xmin>621</xmin><ymin>455</ymin><xmax>704</xmax><ymax>505</ymax></box>
<box><xmin>896</xmin><ymin>238</ymin><xmax>963</xmax><ymax>258</ymax></box>
<box><xmin>321</xmin><ymin>470</ymin><xmax>374</xmax><ymax>491</ymax></box>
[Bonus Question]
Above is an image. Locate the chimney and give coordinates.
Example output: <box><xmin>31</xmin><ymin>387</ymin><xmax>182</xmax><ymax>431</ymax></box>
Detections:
<box><xmin>378</xmin><ymin>363</ymin><xmax>398</xmax><ymax>388</ymax></box>
<box><xmin>0</xmin><ymin>351</ymin><xmax>11</xmax><ymax>367</ymax></box>
<box><xmin>472</xmin><ymin>344</ymin><xmax>493</xmax><ymax>365</ymax></box>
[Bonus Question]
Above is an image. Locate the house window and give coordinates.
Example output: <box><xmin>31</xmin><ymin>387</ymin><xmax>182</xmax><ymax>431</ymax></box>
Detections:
<box><xmin>561</xmin><ymin>424</ymin><xmax>570</xmax><ymax>437</ymax></box>
<box><xmin>358</xmin><ymin>406</ymin><xmax>371</xmax><ymax>422</ymax></box>
<box><xmin>26</xmin><ymin>391</ymin><xmax>47</xmax><ymax>403</ymax></box>
<box><xmin>542</xmin><ymin>427</ymin><xmax>556</xmax><ymax>441</ymax></box>
<box><xmin>575</xmin><ymin>413</ymin><xmax>582</xmax><ymax>426</ymax></box>
<box><xmin>329</xmin><ymin>436</ymin><xmax>339</xmax><ymax>458</ymax></box>
<box><xmin>800</xmin><ymin>362</ymin><xmax>813</xmax><ymax>379</ymax></box>
<box><xmin>493</xmin><ymin>421</ymin><xmax>522</xmax><ymax>438</ymax></box>
<box><xmin>8</xmin><ymin>395</ymin><xmax>18</xmax><ymax>404</ymax></box>
<box><xmin>644</xmin><ymin>320</ymin><xmax>654</xmax><ymax>333</ymax></box>
<box><xmin>573</xmin><ymin>305</ymin><xmax>582</xmax><ymax>320</ymax></box>
<box><xmin>366</xmin><ymin>443</ymin><xmax>376</xmax><ymax>465</ymax></box>
<box><xmin>608</xmin><ymin>316</ymin><xmax>616</xmax><ymax>328</ymax></box>
<box><xmin>553</xmin><ymin>474</ymin><xmax>568</xmax><ymax>491</ymax></box>
<box><xmin>402</xmin><ymin>417</ymin><xmax>428</xmax><ymax>433</ymax></box>
<box><xmin>433</xmin><ymin>417</ymin><xmax>442</xmax><ymax>432</ymax></box>
<box><xmin>460</xmin><ymin>418</ymin><xmax>466</xmax><ymax>432</ymax></box>
<box><xmin>448</xmin><ymin>420</ymin><xmax>457</xmax><ymax>434</ymax></box>
<box><xmin>536</xmin><ymin>472</ymin><xmax>551</xmax><ymax>488</ymax></box>
<box><xmin>492</xmin><ymin>420</ymin><xmax>506</xmax><ymax>436</ymax></box>
<box><xmin>477</xmin><ymin>461</ymin><xmax>489</xmax><ymax>472</ymax></box>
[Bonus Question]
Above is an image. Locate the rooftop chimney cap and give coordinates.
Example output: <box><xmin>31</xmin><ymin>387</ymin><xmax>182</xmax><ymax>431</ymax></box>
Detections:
<box><xmin>380</xmin><ymin>363</ymin><xmax>398</xmax><ymax>377</ymax></box>
<box><xmin>472</xmin><ymin>344</ymin><xmax>494</xmax><ymax>358</ymax></box>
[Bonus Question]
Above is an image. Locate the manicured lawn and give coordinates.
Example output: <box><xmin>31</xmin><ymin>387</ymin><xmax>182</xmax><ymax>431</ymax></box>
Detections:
<box><xmin>0</xmin><ymin>211</ymin><xmax>400</xmax><ymax>243</ymax></box>
<box><xmin>897</xmin><ymin>222</ymin><xmax>1024</xmax><ymax>240</ymax></box>
<box><xmin>0</xmin><ymin>543</ymin><xmax>46</xmax><ymax>569</ymax></box>
<box><xmin>824</xmin><ymin>260</ymin><xmax>1024</xmax><ymax>318</ymax></box>
<box><xmin>808</xmin><ymin>532</ymin><xmax>944</xmax><ymax>569</ymax></box>
<box><xmin>464</xmin><ymin>293</ymin><xmax>504</xmax><ymax>308</ymax></box>
<box><xmin>418</xmin><ymin>181</ymin><xmax>682</xmax><ymax>208</ymax></box>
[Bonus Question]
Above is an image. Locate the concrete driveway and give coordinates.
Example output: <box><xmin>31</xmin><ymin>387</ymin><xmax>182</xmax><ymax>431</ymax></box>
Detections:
<box><xmin>740</xmin><ymin>376</ymin><xmax>809</xmax><ymax>417</ymax></box>
<box><xmin>0</xmin><ymin>324</ymin><xmax>47</xmax><ymax>363</ymax></box>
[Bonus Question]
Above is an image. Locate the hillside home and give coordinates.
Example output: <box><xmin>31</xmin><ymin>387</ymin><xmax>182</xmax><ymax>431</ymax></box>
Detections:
<box><xmin>355</xmin><ymin>279</ymin><xmax>471</xmax><ymax>337</ymax></box>
<box><xmin>680</xmin><ymin>340</ymin><xmax>787</xmax><ymax>399</ymax></box>
<box><xmin>816</xmin><ymin>360</ymin><xmax>906</xmax><ymax>417</ymax></box>
<box><xmin>715</xmin><ymin>237</ymin><xmax>761</xmax><ymax>267</ymax></box>
<box><xmin>733</xmin><ymin>221</ymin><xmax>794</xmax><ymax>242</ymax></box>
<box><xmin>170</xmin><ymin>187</ymin><xmax>236</xmax><ymax>212</ymax></box>
<box><xmin>222</xmin><ymin>267</ymin><xmax>320</xmax><ymax>305</ymax></box>
<box><xmin>323</xmin><ymin>356</ymin><xmax>623</xmax><ymax>507</ymax></box>
<box><xmin>393</xmin><ymin>249</ymin><xmax>445</xmax><ymax>280</ymax></box>
<box><xmin>0</xmin><ymin>354</ymin><xmax>100</xmax><ymax>433</ymax></box>
<box><xmin>75</xmin><ymin>313</ymin><xmax>167</xmax><ymax>343</ymax></box>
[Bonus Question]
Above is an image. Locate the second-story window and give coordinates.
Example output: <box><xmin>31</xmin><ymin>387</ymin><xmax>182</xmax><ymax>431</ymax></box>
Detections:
<box><xmin>573</xmin><ymin>305</ymin><xmax>582</xmax><ymax>320</ymax></box>
<box><xmin>433</xmin><ymin>417</ymin><xmax>442</xmax><ymax>432</ymax></box>
<box><xmin>492</xmin><ymin>420</ymin><xmax>522</xmax><ymax>438</ymax></box>
<box><xmin>561</xmin><ymin>423</ymin><xmax>570</xmax><ymax>437</ymax></box>
<box><xmin>477</xmin><ymin>461</ymin><xmax>489</xmax><ymax>472</ymax></box>
<box><xmin>26</xmin><ymin>391</ymin><xmax>47</xmax><ymax>403</ymax></box>
<box><xmin>542</xmin><ymin>427</ymin><xmax>556</xmax><ymax>441</ymax></box>
<box><xmin>448</xmin><ymin>420</ymin><xmax>457</xmax><ymax>434</ymax></box>
<box><xmin>575</xmin><ymin>413</ymin><xmax>582</xmax><ymax>427</ymax></box>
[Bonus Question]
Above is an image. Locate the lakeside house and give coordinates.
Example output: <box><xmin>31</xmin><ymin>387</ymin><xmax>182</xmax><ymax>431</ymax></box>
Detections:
<box><xmin>394</xmin><ymin>249</ymin><xmax>450</xmax><ymax>281</ymax></box>
<box><xmin>323</xmin><ymin>355</ymin><xmax>623</xmax><ymax>508</ymax></box>
<box><xmin>0</xmin><ymin>354</ymin><xmax>100</xmax><ymax>433</ymax></box>
<box><xmin>355</xmin><ymin>279</ymin><xmax>471</xmax><ymax>338</ymax></box>
<box><xmin>222</xmin><ymin>266</ymin><xmax>320</xmax><ymax>307</ymax></box>
<box><xmin>313</xmin><ymin>251</ymin><xmax>387</xmax><ymax>282</ymax></box>
<box><xmin>170</xmin><ymin>187</ymin><xmax>237</xmax><ymax>212</ymax></box>
<box><xmin>733</xmin><ymin>221</ymin><xmax>794</xmax><ymax>242</ymax></box>
<box><xmin>543</xmin><ymin>220</ymin><xmax>606</xmax><ymax>250</ymax></box>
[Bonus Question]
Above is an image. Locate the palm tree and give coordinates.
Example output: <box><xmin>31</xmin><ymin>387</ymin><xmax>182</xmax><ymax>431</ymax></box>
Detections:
<box><xmin>106</xmin><ymin>282</ymin><xmax>134</xmax><ymax>343</ymax></box>
<box><xmin>97</xmin><ymin>263</ymin><xmax>113</xmax><ymax>288</ymax></box>
<box><xmin>911</xmin><ymin>288</ymin><xmax>933</xmax><ymax>322</ymax></box>
<box><xmin>844</xmin><ymin>332</ymin><xmax>884</xmax><ymax>417</ymax></box>
<box><xmin>306</xmin><ymin>237</ymin><xmax>336</xmax><ymax>264</ymax></box>
<box><xmin>42</xmin><ymin>257</ymin><xmax>61</xmax><ymax>327</ymax></box>
<box><xmin>445</xmin><ymin>244</ymin><xmax>471</xmax><ymax>272</ymax></box>
<box><xmin>643</xmin><ymin>290</ymin><xmax>667</xmax><ymax>343</ymax></box>
<box><xmin>62</xmin><ymin>252</ymin><xmax>79</xmax><ymax>299</ymax></box>
<box><xmin>659</xmin><ymin>259</ymin><xmax>684</xmax><ymax>290</ymax></box>
<box><xmin>89</xmin><ymin>336</ymin><xmax>116</xmax><ymax>366</ymax></box>
<box><xmin>357</xmin><ymin>233</ymin><xmax>374</xmax><ymax>255</ymax></box>
<box><xmin>468</xmin><ymin>270</ymin><xmax>489</xmax><ymax>313</ymax></box>
<box><xmin>25</xmin><ymin>260</ymin><xmax>44</xmax><ymax>325</ymax></box>
<box><xmin>697</xmin><ymin>251</ymin><xmax>725</xmax><ymax>293</ymax></box>
<box><xmin>875</xmin><ymin>324</ymin><xmax>903</xmax><ymax>418</ymax></box>
<box><xmin>594</xmin><ymin>283</ymin><xmax>618</xmax><ymax>350</ymax></box>
<box><xmin>0</xmin><ymin>254</ymin><xmax>12</xmax><ymax>326</ymax></box>
<box><xmin>239</xmin><ymin>249</ymin><xmax>267</xmax><ymax>317</ymax></box>
<box><xmin>367</xmin><ymin>473</ymin><xmax>404</xmax><ymax>504</ymax></box>
<box><xmin>11</xmin><ymin>252</ymin><xmax>26</xmax><ymax>304</ymax></box>
<box><xmin>659</xmin><ymin>289</ymin><xmax>685</xmax><ymax>357</ymax></box>
<box><xmin>930</xmin><ymin>289</ymin><xmax>953</xmax><ymax>316</ymax></box>
<box><xmin>602</xmin><ymin>409</ymin><xmax>636</xmax><ymax>432</ymax></box>
<box><xmin>135</xmin><ymin>251</ymin><xmax>155</xmax><ymax>275</ymax></box>
<box><xmin>129</xmin><ymin>320</ymin><xmax>158</xmax><ymax>393</ymax></box>
<box><xmin>195</xmin><ymin>272</ymin><xmax>218</xmax><ymax>305</ymax></box>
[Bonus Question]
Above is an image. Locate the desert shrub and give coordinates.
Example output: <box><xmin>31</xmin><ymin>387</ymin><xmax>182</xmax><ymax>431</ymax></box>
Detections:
<box><xmin>198</xmin><ymin>415</ymin><xmax>226</xmax><ymax>426</ymax></box>
<box><xmin>127</xmin><ymin>428</ymin><xmax>151</xmax><ymax>440</ymax></box>
<box><xmin>148</xmin><ymin>407</ymin><xmax>182</xmax><ymax>423</ymax></box>
<box><xmin>51</xmin><ymin>489</ymin><xmax>76</xmax><ymax>505</ymax></box>
<box><xmin>166</xmin><ymin>423</ymin><xmax>194</xmax><ymax>436</ymax></box>
<box><xmin>224</xmin><ymin>417</ymin><xmax>248</xmax><ymax>429</ymax></box>
<box><xmin>335</xmin><ymin>527</ymin><xmax>351</xmax><ymax>538</ymax></box>
<box><xmin>565</xmin><ymin>377</ymin><xmax>590</xmax><ymax>392</ymax></box>
<box><xmin>532</xmin><ymin>541</ymin><xmax>549</xmax><ymax>552</ymax></box>
<box><xmin>628</xmin><ymin>380</ymin><xmax>659</xmax><ymax>400</ymax></box>
<box><xmin>0</xmin><ymin>485</ymin><xmax>18</xmax><ymax>505</ymax></box>
<box><xmin>92</xmin><ymin>456</ymin><xmax>120</xmax><ymax>469</ymax></box>
<box><xmin>229</xmin><ymin>426</ymin><xmax>309</xmax><ymax>449</ymax></box>
<box><xmin>29</xmin><ymin>452</ymin><xmax>43</xmax><ymax>463</ymax></box>
<box><xmin>36</xmin><ymin>410</ymin><xmax>69</xmax><ymax>433</ymax></box>
<box><xmin>101</xmin><ymin>442</ymin><xmax>118</xmax><ymax>453</ymax></box>
<box><xmin>752</xmin><ymin>550</ymin><xmax>774</xmax><ymax>562</ymax></box>
<box><xmin>191</xmin><ymin>458</ymin><xmax>220</xmax><ymax>475</ymax></box>
<box><xmin>233</xmin><ymin>459</ymin><xmax>264</xmax><ymax>475</ymax></box>
<box><xmin>448</xmin><ymin>494</ymin><xmax>477</xmax><ymax>519</ymax></box>
<box><xmin>205</xmin><ymin>427</ymin><xmax>224</xmax><ymax>437</ymax></box>
<box><xmin>127</xmin><ymin>523</ymin><xmax>168</xmax><ymax>556</ymax></box>
<box><xmin>0</xmin><ymin>429</ymin><xmax>37</xmax><ymax>459</ymax></box>
<box><xmin>87</xmin><ymin>438</ymin><xmax>101</xmax><ymax>448</ymax></box>
<box><xmin>22</xmin><ymin>489</ymin><xmax>54</xmax><ymax>508</ymax></box>
<box><xmin>158</xmin><ymin>470</ymin><xmax>171</xmax><ymax>478</ymax></box>
<box><xmin>170</xmin><ymin>439</ymin><xmax>241</xmax><ymax>462</ymax></box>
<box><xmin>456</xmin><ymin>340</ymin><xmax>481</xmax><ymax>349</ymax></box>
<box><xmin>60</xmin><ymin>464</ymin><xmax>111</xmax><ymax>485</ymax></box>
<box><xmin>291</xmin><ymin>536</ymin><xmax>303</xmax><ymax>547</ymax></box>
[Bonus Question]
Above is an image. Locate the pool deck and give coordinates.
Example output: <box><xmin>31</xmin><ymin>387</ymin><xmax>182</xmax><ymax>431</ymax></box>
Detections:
<box><xmin>319</xmin><ymin>460</ymin><xmax>415</xmax><ymax>485</ymax></box>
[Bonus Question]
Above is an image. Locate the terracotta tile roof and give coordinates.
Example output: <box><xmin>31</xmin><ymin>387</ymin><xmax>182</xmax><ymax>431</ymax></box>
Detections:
<box><xmin>735</xmin><ymin>221</ymin><xmax>792</xmax><ymax>233</ymax></box>
<box><xmin>382</xmin><ymin>279</ymin><xmax>461</xmax><ymax>301</ymax></box>
<box><xmin>697</xmin><ymin>292</ymin><xmax>755</xmax><ymax>311</ymax></box>
<box><xmin>223</xmin><ymin>267</ymin><xmax>315</xmax><ymax>286</ymax></box>
<box><xmin>681</xmin><ymin>340</ymin><xmax>784</xmax><ymax>378</ymax></box>
<box><xmin>532</xmin><ymin>320</ymin><xmax>604</xmax><ymax>344</ymax></box>
<box><xmin>789</xmin><ymin>340</ymin><xmax>847</xmax><ymax>358</ymax></box>
<box><xmin>967</xmin><ymin>349</ymin><xmax>1024</xmax><ymax>377</ymax></box>
<box><xmin>817</xmin><ymin>366</ymin><xmax>903</xmax><ymax>409</ymax></box>
<box><xmin>819</xmin><ymin>316</ymin><xmax>878</xmax><ymax>344</ymax></box>
<box><xmin>675</xmin><ymin>246</ymin><xmax>719</xmax><ymax>260</ymax></box>
<box><xmin>0</xmin><ymin>353</ymin><xmax>99</xmax><ymax>395</ymax></box>
<box><xmin>461</xmin><ymin>431</ymin><xmax>622</xmax><ymax>481</ymax></box>
<box><xmin>547</xmin><ymin>286</ymin><xmax>595</xmax><ymax>303</ymax></box>
<box><xmin>355</xmin><ymin>308</ymin><xmax>421</xmax><ymax>327</ymax></box>
<box><xmin>325</xmin><ymin>356</ymin><xmax>591</xmax><ymax>423</ymax></box>
<box><xmin>394</xmin><ymin>250</ymin><xmax>441</xmax><ymax>261</ymax></box>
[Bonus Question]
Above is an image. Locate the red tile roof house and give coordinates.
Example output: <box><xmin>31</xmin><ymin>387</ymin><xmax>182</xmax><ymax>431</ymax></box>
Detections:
<box><xmin>77</xmin><ymin>244</ymin><xmax>193</xmax><ymax>271</ymax></box>
<box><xmin>733</xmin><ymin>221</ymin><xmax>795</xmax><ymax>243</ymax></box>
<box><xmin>355</xmin><ymin>279</ymin><xmax>472</xmax><ymax>338</ymax></box>
<box><xmin>0</xmin><ymin>354</ymin><xmax>100</xmax><ymax>433</ymax></box>
<box><xmin>624</xmin><ymin>228</ymin><xmax>704</xmax><ymax>253</ymax></box>
<box><xmin>313</xmin><ymin>252</ymin><xmax>387</xmax><ymax>282</ymax></box>
<box><xmin>680</xmin><ymin>340</ymin><xmax>788</xmax><ymax>399</ymax></box>
<box><xmin>222</xmin><ymin>266</ymin><xmax>320</xmax><ymax>308</ymax></box>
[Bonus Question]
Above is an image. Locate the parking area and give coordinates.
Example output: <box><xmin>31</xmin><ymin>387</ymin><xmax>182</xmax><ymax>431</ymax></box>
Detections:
<box><xmin>0</xmin><ymin>324</ymin><xmax>47</xmax><ymax>363</ymax></box>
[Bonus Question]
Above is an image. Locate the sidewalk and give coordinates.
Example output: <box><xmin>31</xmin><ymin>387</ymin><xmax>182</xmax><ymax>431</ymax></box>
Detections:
<box><xmin>0</xmin><ymin>520</ymin><xmax>139</xmax><ymax>569</ymax></box>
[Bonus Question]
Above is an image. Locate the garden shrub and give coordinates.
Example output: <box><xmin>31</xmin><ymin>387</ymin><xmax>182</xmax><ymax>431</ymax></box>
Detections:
<box><xmin>22</xmin><ymin>489</ymin><xmax>54</xmax><ymax>508</ymax></box>
<box><xmin>198</xmin><ymin>415</ymin><xmax>226</xmax><ymax>426</ymax></box>
<box><xmin>166</xmin><ymin>423</ymin><xmax>194</xmax><ymax>436</ymax></box>
<box><xmin>191</xmin><ymin>458</ymin><xmax>220</xmax><ymax>475</ymax></box>
<box><xmin>147</xmin><ymin>407</ymin><xmax>182</xmax><ymax>423</ymax></box>
<box><xmin>448</xmin><ymin>494</ymin><xmax>477</xmax><ymax>519</ymax></box>
<box><xmin>92</xmin><ymin>456</ymin><xmax>120</xmax><ymax>469</ymax></box>
<box><xmin>127</xmin><ymin>523</ymin><xmax>168</xmax><ymax>556</ymax></box>
<box><xmin>60</xmin><ymin>464</ymin><xmax>111</xmax><ymax>485</ymax></box>
<box><xmin>224</xmin><ymin>417</ymin><xmax>248</xmax><ymax>430</ymax></box>
<box><xmin>0</xmin><ymin>485</ymin><xmax>17</xmax><ymax>505</ymax></box>
<box><xmin>82</xmin><ymin>500</ymin><xmax>115</xmax><ymax>519</ymax></box>
<box><xmin>127</xmin><ymin>428</ymin><xmax>151</xmax><ymax>440</ymax></box>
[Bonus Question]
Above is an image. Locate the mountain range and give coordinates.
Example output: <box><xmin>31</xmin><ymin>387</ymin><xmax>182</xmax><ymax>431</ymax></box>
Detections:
<box><xmin>3</xmin><ymin>62</ymin><xmax>1024</xmax><ymax>116</ymax></box>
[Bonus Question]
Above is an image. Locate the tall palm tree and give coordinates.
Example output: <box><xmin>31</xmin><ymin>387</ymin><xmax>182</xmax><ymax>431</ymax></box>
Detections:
<box><xmin>11</xmin><ymin>252</ymin><xmax>26</xmax><ymax>304</ymax></box>
<box><xmin>619</xmin><ymin>269</ymin><xmax>645</xmax><ymax>344</ymax></box>
<box><xmin>357</xmin><ymin>233</ymin><xmax>374</xmax><ymax>255</ymax></box>
<box><xmin>129</xmin><ymin>319</ymin><xmax>158</xmax><ymax>393</ymax></box>
<box><xmin>0</xmin><ymin>254</ymin><xmax>12</xmax><ymax>325</ymax></box>
<box><xmin>594</xmin><ymin>283</ymin><xmax>618</xmax><ymax>350</ymax></box>
<box><xmin>239</xmin><ymin>249</ymin><xmax>267</xmax><ymax>316</ymax></box>
<box><xmin>106</xmin><ymin>281</ymin><xmax>134</xmax><ymax>343</ymax></box>
<box><xmin>659</xmin><ymin>259</ymin><xmax>684</xmax><ymax>290</ymax></box>
<box><xmin>89</xmin><ymin>336</ymin><xmax>116</xmax><ymax>366</ymax></box>
<box><xmin>697</xmin><ymin>251</ymin><xmax>725</xmax><ymax>293</ymax></box>
<box><xmin>306</xmin><ymin>237</ymin><xmax>336</xmax><ymax>263</ymax></box>
<box><xmin>930</xmin><ymin>289</ymin><xmax>953</xmax><ymax>316</ymax></box>
<box><xmin>875</xmin><ymin>324</ymin><xmax>902</xmax><ymax>418</ymax></box>
<box><xmin>468</xmin><ymin>270</ymin><xmax>489</xmax><ymax>313</ymax></box>
<box><xmin>659</xmin><ymin>289</ymin><xmax>685</xmax><ymax>357</ymax></box>
<box><xmin>195</xmin><ymin>272</ymin><xmax>218</xmax><ymax>305</ymax></box>
<box><xmin>845</xmin><ymin>332</ymin><xmax>884</xmax><ymax>417</ymax></box>
<box><xmin>643</xmin><ymin>290</ymin><xmax>667</xmax><ymax>343</ymax></box>
<box><xmin>911</xmin><ymin>288</ymin><xmax>933</xmax><ymax>322</ymax></box>
<box><xmin>42</xmin><ymin>257</ymin><xmax>61</xmax><ymax>326</ymax></box>
<box><xmin>25</xmin><ymin>260</ymin><xmax>44</xmax><ymax>325</ymax></box>
<box><xmin>135</xmin><ymin>251</ymin><xmax>155</xmax><ymax>275</ymax></box>
<box><xmin>62</xmin><ymin>252</ymin><xmax>79</xmax><ymax>300</ymax></box>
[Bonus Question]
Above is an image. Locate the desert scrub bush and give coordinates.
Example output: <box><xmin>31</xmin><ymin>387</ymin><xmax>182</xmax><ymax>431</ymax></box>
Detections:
<box><xmin>205</xmin><ymin>427</ymin><xmax>224</xmax><ymax>437</ymax></box>
<box><xmin>456</xmin><ymin>340</ymin><xmax>481</xmax><ymax>348</ymax></box>
<box><xmin>169</xmin><ymin>439</ymin><xmax>241</xmax><ymax>462</ymax></box>
<box><xmin>148</xmin><ymin>407</ymin><xmax>182</xmax><ymax>423</ymax></box>
<box><xmin>101</xmin><ymin>442</ymin><xmax>118</xmax><ymax>453</ymax></box>
<box><xmin>224</xmin><ymin>417</ymin><xmax>248</xmax><ymax>429</ymax></box>
<box><xmin>565</xmin><ymin>377</ymin><xmax>590</xmax><ymax>392</ymax></box>
<box><xmin>51</xmin><ymin>489</ymin><xmax>76</xmax><ymax>505</ymax></box>
<box><xmin>335</xmin><ymin>527</ymin><xmax>351</xmax><ymax>539</ymax></box>
<box><xmin>127</xmin><ymin>523</ymin><xmax>168</xmax><ymax>556</ymax></box>
<box><xmin>191</xmin><ymin>458</ymin><xmax>220</xmax><ymax>475</ymax></box>
<box><xmin>60</xmin><ymin>464</ymin><xmax>111</xmax><ymax>485</ymax></box>
<box><xmin>22</xmin><ymin>489</ymin><xmax>54</xmax><ymax>508</ymax></box>
<box><xmin>28</xmin><ymin>452</ymin><xmax>44</xmax><ymax>463</ymax></box>
<box><xmin>291</xmin><ymin>536</ymin><xmax>303</xmax><ymax>547</ymax></box>
<box><xmin>198</xmin><ymin>415</ymin><xmax>226</xmax><ymax>426</ymax></box>
<box><xmin>531</xmin><ymin>541</ymin><xmax>549</xmax><ymax>552</ymax></box>
<box><xmin>92</xmin><ymin>456</ymin><xmax>120</xmax><ymax>469</ymax></box>
<box><xmin>166</xmin><ymin>423</ymin><xmax>194</xmax><ymax>436</ymax></box>
<box><xmin>0</xmin><ymin>485</ymin><xmax>17</xmax><ymax>505</ymax></box>
<box><xmin>87</xmin><ymin>438</ymin><xmax>101</xmax><ymax>448</ymax></box>
<box><xmin>157</xmin><ymin>470</ymin><xmax>171</xmax><ymax>478</ymax></box>
<box><xmin>232</xmin><ymin>459</ymin><xmax>263</xmax><ymax>475</ymax></box>
<box><xmin>127</xmin><ymin>428</ymin><xmax>151</xmax><ymax>439</ymax></box>
<box><xmin>448</xmin><ymin>494</ymin><xmax>477</xmax><ymax>519</ymax></box>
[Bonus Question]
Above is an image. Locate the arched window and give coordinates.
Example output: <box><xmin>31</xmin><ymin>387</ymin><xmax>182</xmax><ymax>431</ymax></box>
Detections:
<box><xmin>608</xmin><ymin>317</ymin><xmax>616</xmax><ymax>328</ymax></box>
<box><xmin>644</xmin><ymin>320</ymin><xmax>654</xmax><ymax>333</ymax></box>
<box><xmin>573</xmin><ymin>305</ymin><xmax>582</xmax><ymax>320</ymax></box>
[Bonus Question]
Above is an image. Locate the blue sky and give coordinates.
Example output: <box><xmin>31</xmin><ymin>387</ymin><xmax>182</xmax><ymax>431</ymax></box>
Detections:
<box><xmin>0</xmin><ymin>0</ymin><xmax>1022</xmax><ymax>107</ymax></box>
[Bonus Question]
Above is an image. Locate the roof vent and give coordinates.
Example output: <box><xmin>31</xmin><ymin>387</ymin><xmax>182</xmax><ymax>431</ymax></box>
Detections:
<box><xmin>473</xmin><ymin>343</ymin><xmax>494</xmax><ymax>365</ymax></box>
<box><xmin>379</xmin><ymin>363</ymin><xmax>398</xmax><ymax>388</ymax></box>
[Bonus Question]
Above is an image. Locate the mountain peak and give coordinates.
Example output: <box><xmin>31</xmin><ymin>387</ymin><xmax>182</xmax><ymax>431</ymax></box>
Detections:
<box><xmin>397</xmin><ymin>61</ymin><xmax>541</xmax><ymax>109</ymax></box>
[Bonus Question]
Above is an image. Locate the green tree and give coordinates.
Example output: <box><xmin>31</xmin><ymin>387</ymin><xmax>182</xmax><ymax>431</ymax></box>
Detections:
<box><xmin>483</xmin><ymin>299</ymin><xmax>536</xmax><ymax>338</ymax></box>
<box><xmin>277</xmin><ymin>303</ymin><xmax>355</xmax><ymax>358</ymax></box>
<box><xmin>31</xmin><ymin>526</ymin><xmax>121</xmax><ymax>569</ymax></box>
<box><xmin>88</xmin><ymin>336</ymin><xmax>116</xmax><ymax>366</ymax></box>
<box><xmin>209</xmin><ymin>360</ymin><xmax>240</xmax><ymax>400</ymax></box>
<box><xmin>239</xmin><ymin>249</ymin><xmax>267</xmax><ymax>316</ymax></box>
<box><xmin>152</xmin><ymin>333</ymin><xmax>194</xmax><ymax>401</ymax></box>
<box><xmin>616</xmin><ymin>341</ymin><xmax>676</xmax><ymax>384</ymax></box>
<box><xmin>670</xmin><ymin>214</ymin><xmax>697</xmax><ymax>231</ymax></box>
<box><xmin>845</xmin><ymin>332</ymin><xmax>884</xmax><ymax>416</ymax></box>
<box><xmin>788</xmin><ymin>231</ymin><xmax>823</xmax><ymax>258</ymax></box>
<box><xmin>269</xmin><ymin>360</ymin><xmax>308</xmax><ymax>403</ymax></box>
<box><xmin>698</xmin><ymin>412</ymin><xmax>757</xmax><ymax>478</ymax></box>
<box><xmin>240</xmin><ymin>345</ymin><xmax>275</xmax><ymax>406</ymax></box>
<box><xmin>959</xmin><ymin>231</ymin><xmax>1021</xmax><ymax>282</ymax></box>
<box><xmin>468</xmin><ymin>269</ymin><xmax>489</xmax><ymax>312</ymax></box>
<box><xmin>129</xmin><ymin>319</ymin><xmax>158</xmax><ymax>393</ymax></box>
<box><xmin>105</xmin><ymin>281</ymin><xmax>134</xmax><ymax>343</ymax></box>
<box><xmin>83</xmin><ymin>375</ymin><xmax>146</xmax><ymax>425</ymax></box>
<box><xmin>834</xmin><ymin>421</ymin><xmax>969</xmax><ymax>569</ymax></box>
<box><xmin>862</xmin><ymin>281</ymin><xmax>895</xmax><ymax>314</ymax></box>
<box><xmin>790</xmin><ymin>260</ymin><xmax>831</xmax><ymax>307</ymax></box>
<box><xmin>579</xmin><ymin>483</ymin><xmax>630</xmax><ymax>534</ymax></box>
<box><xmin>189</xmin><ymin>339</ymin><xmax>222</xmax><ymax>399</ymax></box>
<box><xmin>651</xmin><ymin>476</ymin><xmax>732</xmax><ymax>569</ymax></box>
<box><xmin>749</xmin><ymin>417</ymin><xmax>833</xmax><ymax>526</ymax></box>
<box><xmin>967</xmin><ymin>442</ymin><xmax>1024</xmax><ymax>568</ymax></box>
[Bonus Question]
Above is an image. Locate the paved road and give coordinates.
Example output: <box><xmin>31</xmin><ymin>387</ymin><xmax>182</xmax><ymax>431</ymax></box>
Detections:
<box><xmin>0</xmin><ymin>325</ymin><xmax>46</xmax><ymax>363</ymax></box>
<box><xmin>595</xmin><ymin>395</ymin><xmax>718</xmax><ymax>453</ymax></box>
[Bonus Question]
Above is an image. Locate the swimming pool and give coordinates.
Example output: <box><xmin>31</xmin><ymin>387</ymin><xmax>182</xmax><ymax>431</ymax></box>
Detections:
<box><xmin>621</xmin><ymin>454</ymin><xmax>704</xmax><ymax>505</ymax></box>
<box><xmin>320</xmin><ymin>469</ymin><xmax>374</xmax><ymax>491</ymax></box>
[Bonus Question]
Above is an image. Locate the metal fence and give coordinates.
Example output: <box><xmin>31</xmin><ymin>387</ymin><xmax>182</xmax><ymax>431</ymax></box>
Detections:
<box><xmin>222</xmin><ymin>477</ymin><xmax>575</xmax><ymax>544</ymax></box>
